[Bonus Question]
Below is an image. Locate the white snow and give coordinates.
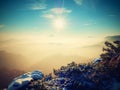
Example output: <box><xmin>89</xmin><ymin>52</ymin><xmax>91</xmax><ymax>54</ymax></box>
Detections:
<box><xmin>8</xmin><ymin>70</ymin><xmax>43</xmax><ymax>90</ymax></box>
<box><xmin>93</xmin><ymin>58</ymin><xmax>102</xmax><ymax>64</ymax></box>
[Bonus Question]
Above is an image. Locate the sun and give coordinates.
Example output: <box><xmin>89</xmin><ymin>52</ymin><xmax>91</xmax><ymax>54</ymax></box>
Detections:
<box><xmin>53</xmin><ymin>17</ymin><xmax>66</xmax><ymax>30</ymax></box>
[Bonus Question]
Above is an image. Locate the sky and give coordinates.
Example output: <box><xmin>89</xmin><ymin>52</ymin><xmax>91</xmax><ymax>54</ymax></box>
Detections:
<box><xmin>0</xmin><ymin>0</ymin><xmax>120</xmax><ymax>72</ymax></box>
<box><xmin>0</xmin><ymin>0</ymin><xmax>120</xmax><ymax>34</ymax></box>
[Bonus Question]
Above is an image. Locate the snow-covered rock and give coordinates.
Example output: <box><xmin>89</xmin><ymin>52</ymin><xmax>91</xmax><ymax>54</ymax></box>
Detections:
<box><xmin>93</xmin><ymin>58</ymin><xmax>102</xmax><ymax>64</ymax></box>
<box><xmin>8</xmin><ymin>70</ymin><xmax>43</xmax><ymax>90</ymax></box>
<box><xmin>31</xmin><ymin>70</ymin><xmax>43</xmax><ymax>80</ymax></box>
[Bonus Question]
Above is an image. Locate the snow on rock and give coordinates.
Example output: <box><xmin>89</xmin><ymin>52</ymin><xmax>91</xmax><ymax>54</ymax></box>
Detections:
<box><xmin>8</xmin><ymin>70</ymin><xmax>43</xmax><ymax>90</ymax></box>
<box><xmin>31</xmin><ymin>70</ymin><xmax>43</xmax><ymax>80</ymax></box>
<box><xmin>93</xmin><ymin>58</ymin><xmax>102</xmax><ymax>64</ymax></box>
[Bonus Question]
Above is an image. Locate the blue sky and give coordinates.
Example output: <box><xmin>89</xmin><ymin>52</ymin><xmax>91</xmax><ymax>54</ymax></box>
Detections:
<box><xmin>0</xmin><ymin>0</ymin><xmax>120</xmax><ymax>35</ymax></box>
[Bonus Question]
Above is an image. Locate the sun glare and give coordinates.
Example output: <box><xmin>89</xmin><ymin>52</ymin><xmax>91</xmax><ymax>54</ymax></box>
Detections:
<box><xmin>53</xmin><ymin>17</ymin><xmax>66</xmax><ymax>30</ymax></box>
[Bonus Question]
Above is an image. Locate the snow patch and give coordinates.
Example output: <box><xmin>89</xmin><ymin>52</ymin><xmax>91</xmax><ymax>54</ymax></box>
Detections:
<box><xmin>93</xmin><ymin>58</ymin><xmax>102</xmax><ymax>64</ymax></box>
<box><xmin>8</xmin><ymin>70</ymin><xmax>43</xmax><ymax>90</ymax></box>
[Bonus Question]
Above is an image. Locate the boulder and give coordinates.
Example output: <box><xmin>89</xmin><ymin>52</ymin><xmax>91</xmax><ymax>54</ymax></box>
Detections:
<box><xmin>8</xmin><ymin>70</ymin><xmax>43</xmax><ymax>90</ymax></box>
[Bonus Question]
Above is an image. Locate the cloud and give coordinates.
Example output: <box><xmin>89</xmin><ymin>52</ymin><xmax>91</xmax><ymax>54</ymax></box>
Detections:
<box><xmin>32</xmin><ymin>4</ymin><xmax>47</xmax><ymax>10</ymax></box>
<box><xmin>105</xmin><ymin>35</ymin><xmax>120</xmax><ymax>41</ymax></box>
<box><xmin>30</xmin><ymin>0</ymin><xmax>47</xmax><ymax>10</ymax></box>
<box><xmin>42</xmin><ymin>8</ymin><xmax>72</xmax><ymax>19</ymax></box>
<box><xmin>73</xmin><ymin>0</ymin><xmax>83</xmax><ymax>5</ymax></box>
<box><xmin>82</xmin><ymin>22</ymin><xmax>96</xmax><ymax>26</ymax></box>
<box><xmin>85</xmin><ymin>35</ymin><xmax>120</xmax><ymax>50</ymax></box>
<box><xmin>83</xmin><ymin>23</ymin><xmax>92</xmax><ymax>26</ymax></box>
<box><xmin>50</xmin><ymin>8</ymin><xmax>72</xmax><ymax>14</ymax></box>
<box><xmin>0</xmin><ymin>24</ymin><xmax>5</xmax><ymax>29</ymax></box>
<box><xmin>42</xmin><ymin>14</ymin><xmax>54</xmax><ymax>19</ymax></box>
<box><xmin>87</xmin><ymin>36</ymin><xmax>94</xmax><ymax>38</ymax></box>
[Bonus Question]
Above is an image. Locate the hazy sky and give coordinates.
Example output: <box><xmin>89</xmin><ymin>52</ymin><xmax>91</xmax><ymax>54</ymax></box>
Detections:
<box><xmin>0</xmin><ymin>0</ymin><xmax>120</xmax><ymax>71</ymax></box>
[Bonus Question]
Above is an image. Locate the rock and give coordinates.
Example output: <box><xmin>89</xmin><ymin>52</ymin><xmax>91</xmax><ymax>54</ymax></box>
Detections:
<box><xmin>7</xmin><ymin>70</ymin><xmax>43</xmax><ymax>90</ymax></box>
<box><xmin>31</xmin><ymin>70</ymin><xmax>44</xmax><ymax>80</ymax></box>
<box><xmin>93</xmin><ymin>58</ymin><xmax>102</xmax><ymax>64</ymax></box>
